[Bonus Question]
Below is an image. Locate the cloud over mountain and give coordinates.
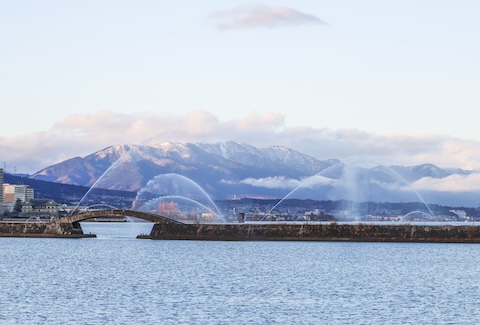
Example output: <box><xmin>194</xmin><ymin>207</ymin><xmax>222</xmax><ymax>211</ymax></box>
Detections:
<box><xmin>410</xmin><ymin>174</ymin><xmax>480</xmax><ymax>193</ymax></box>
<box><xmin>27</xmin><ymin>140</ymin><xmax>480</xmax><ymax>207</ymax></box>
<box><xmin>208</xmin><ymin>4</ymin><xmax>327</xmax><ymax>30</ymax></box>
<box><xmin>1</xmin><ymin>110</ymin><xmax>480</xmax><ymax>180</ymax></box>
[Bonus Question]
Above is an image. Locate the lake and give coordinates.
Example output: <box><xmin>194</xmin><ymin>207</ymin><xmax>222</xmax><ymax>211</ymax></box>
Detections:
<box><xmin>0</xmin><ymin>222</ymin><xmax>479</xmax><ymax>324</ymax></box>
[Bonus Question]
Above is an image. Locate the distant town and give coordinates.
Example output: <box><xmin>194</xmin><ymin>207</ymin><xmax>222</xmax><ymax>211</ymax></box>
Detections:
<box><xmin>1</xmin><ymin>168</ymin><xmax>480</xmax><ymax>223</ymax></box>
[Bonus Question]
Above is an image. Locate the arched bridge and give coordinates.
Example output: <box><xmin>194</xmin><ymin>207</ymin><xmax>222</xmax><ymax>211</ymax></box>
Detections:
<box><xmin>54</xmin><ymin>209</ymin><xmax>184</xmax><ymax>225</ymax></box>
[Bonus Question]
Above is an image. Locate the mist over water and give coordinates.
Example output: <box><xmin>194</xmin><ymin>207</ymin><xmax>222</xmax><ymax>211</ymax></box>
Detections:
<box><xmin>266</xmin><ymin>161</ymin><xmax>437</xmax><ymax>221</ymax></box>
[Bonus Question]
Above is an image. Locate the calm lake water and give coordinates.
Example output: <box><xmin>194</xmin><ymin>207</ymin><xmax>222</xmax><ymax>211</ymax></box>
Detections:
<box><xmin>1</xmin><ymin>222</ymin><xmax>479</xmax><ymax>324</ymax></box>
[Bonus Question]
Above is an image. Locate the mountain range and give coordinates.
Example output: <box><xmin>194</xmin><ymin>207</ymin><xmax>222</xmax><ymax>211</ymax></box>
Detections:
<box><xmin>29</xmin><ymin>141</ymin><xmax>480</xmax><ymax>207</ymax></box>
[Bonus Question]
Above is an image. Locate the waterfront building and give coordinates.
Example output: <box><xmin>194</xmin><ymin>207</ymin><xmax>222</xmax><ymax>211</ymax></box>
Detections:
<box><xmin>21</xmin><ymin>198</ymin><xmax>60</xmax><ymax>219</ymax></box>
<box><xmin>2</xmin><ymin>184</ymin><xmax>35</xmax><ymax>212</ymax></box>
<box><xmin>3</xmin><ymin>184</ymin><xmax>34</xmax><ymax>204</ymax></box>
<box><xmin>11</xmin><ymin>185</ymin><xmax>35</xmax><ymax>203</ymax></box>
<box><xmin>201</xmin><ymin>212</ymin><xmax>214</xmax><ymax>221</ymax></box>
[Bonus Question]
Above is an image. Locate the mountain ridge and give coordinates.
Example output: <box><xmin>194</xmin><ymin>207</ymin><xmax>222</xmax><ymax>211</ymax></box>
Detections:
<box><xmin>29</xmin><ymin>141</ymin><xmax>480</xmax><ymax>207</ymax></box>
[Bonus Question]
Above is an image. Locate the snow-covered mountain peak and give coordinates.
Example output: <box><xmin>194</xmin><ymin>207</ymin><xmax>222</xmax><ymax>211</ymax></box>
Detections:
<box><xmin>29</xmin><ymin>140</ymin><xmax>479</xmax><ymax>206</ymax></box>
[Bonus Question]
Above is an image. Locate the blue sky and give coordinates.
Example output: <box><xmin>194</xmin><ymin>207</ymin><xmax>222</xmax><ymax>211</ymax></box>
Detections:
<box><xmin>1</xmin><ymin>1</ymin><xmax>480</xmax><ymax>174</ymax></box>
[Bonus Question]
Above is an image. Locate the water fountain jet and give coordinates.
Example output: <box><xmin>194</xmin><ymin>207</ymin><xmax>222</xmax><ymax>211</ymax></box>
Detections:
<box><xmin>71</xmin><ymin>146</ymin><xmax>141</xmax><ymax>214</ymax></box>
<box><xmin>132</xmin><ymin>173</ymin><xmax>225</xmax><ymax>223</ymax></box>
<box><xmin>136</xmin><ymin>195</ymin><xmax>224</xmax><ymax>223</ymax></box>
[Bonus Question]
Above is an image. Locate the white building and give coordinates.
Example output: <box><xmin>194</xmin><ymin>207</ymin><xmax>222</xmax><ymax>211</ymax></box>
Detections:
<box><xmin>3</xmin><ymin>184</ymin><xmax>34</xmax><ymax>204</ymax></box>
<box><xmin>3</xmin><ymin>183</ymin><xmax>35</xmax><ymax>213</ymax></box>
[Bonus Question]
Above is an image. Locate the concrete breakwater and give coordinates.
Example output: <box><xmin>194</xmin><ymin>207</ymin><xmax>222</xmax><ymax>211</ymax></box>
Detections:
<box><xmin>1</xmin><ymin>208</ymin><xmax>479</xmax><ymax>243</ymax></box>
<box><xmin>0</xmin><ymin>221</ymin><xmax>95</xmax><ymax>238</ymax></box>
<box><xmin>140</xmin><ymin>222</ymin><xmax>480</xmax><ymax>243</ymax></box>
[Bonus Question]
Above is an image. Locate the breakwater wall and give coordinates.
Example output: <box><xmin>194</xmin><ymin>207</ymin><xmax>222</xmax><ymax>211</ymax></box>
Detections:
<box><xmin>141</xmin><ymin>222</ymin><xmax>480</xmax><ymax>243</ymax></box>
<box><xmin>0</xmin><ymin>222</ymin><xmax>95</xmax><ymax>238</ymax></box>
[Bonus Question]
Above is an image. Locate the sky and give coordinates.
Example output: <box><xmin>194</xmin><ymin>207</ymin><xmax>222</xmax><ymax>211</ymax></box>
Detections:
<box><xmin>1</xmin><ymin>1</ymin><xmax>480</xmax><ymax>174</ymax></box>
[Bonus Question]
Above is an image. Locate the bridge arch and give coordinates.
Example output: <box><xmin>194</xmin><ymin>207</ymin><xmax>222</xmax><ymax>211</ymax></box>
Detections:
<box><xmin>54</xmin><ymin>209</ymin><xmax>184</xmax><ymax>225</ymax></box>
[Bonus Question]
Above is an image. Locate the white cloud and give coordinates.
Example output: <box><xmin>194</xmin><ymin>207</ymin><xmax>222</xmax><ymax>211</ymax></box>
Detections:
<box><xmin>208</xmin><ymin>4</ymin><xmax>327</xmax><ymax>30</ymax></box>
<box><xmin>240</xmin><ymin>176</ymin><xmax>300</xmax><ymax>189</ymax></box>
<box><xmin>2</xmin><ymin>109</ymin><xmax>480</xmax><ymax>176</ymax></box>
<box><xmin>410</xmin><ymin>173</ymin><xmax>480</xmax><ymax>192</ymax></box>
